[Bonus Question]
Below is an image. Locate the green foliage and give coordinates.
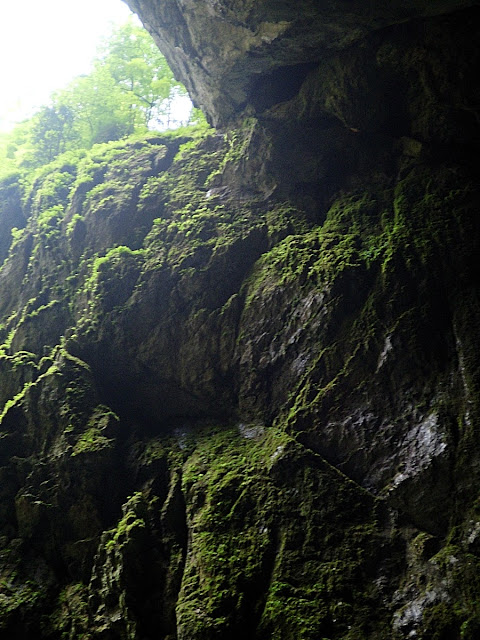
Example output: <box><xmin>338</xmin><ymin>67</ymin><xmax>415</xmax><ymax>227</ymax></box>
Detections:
<box><xmin>28</xmin><ymin>105</ymin><xmax>77</xmax><ymax>166</ymax></box>
<box><xmin>0</xmin><ymin>133</ymin><xmax>18</xmax><ymax>180</ymax></box>
<box><xmin>98</xmin><ymin>17</ymin><xmax>187</xmax><ymax>129</ymax></box>
<box><xmin>1</xmin><ymin>18</ymin><xmax>195</xmax><ymax>173</ymax></box>
<box><xmin>57</xmin><ymin>65</ymin><xmax>135</xmax><ymax>149</ymax></box>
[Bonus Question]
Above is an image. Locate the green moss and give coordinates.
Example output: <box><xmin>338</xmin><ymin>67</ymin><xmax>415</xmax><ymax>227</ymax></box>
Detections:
<box><xmin>137</xmin><ymin>174</ymin><xmax>167</xmax><ymax>209</ymax></box>
<box><xmin>398</xmin><ymin>542</ymin><xmax>480</xmax><ymax>640</ymax></box>
<box><xmin>84</xmin><ymin>179</ymin><xmax>135</xmax><ymax>212</ymax></box>
<box><xmin>174</xmin><ymin>424</ymin><xmax>390</xmax><ymax>639</ymax></box>
<box><xmin>66</xmin><ymin>213</ymin><xmax>85</xmax><ymax>238</ymax></box>
<box><xmin>0</xmin><ymin>578</ymin><xmax>45</xmax><ymax>628</ymax></box>
<box><xmin>82</xmin><ymin>245</ymin><xmax>144</xmax><ymax>316</ymax></box>
<box><xmin>47</xmin><ymin>583</ymin><xmax>90</xmax><ymax>640</ymax></box>
<box><xmin>155</xmin><ymin>130</ymin><xmax>225</xmax><ymax>219</ymax></box>
<box><xmin>71</xmin><ymin>427</ymin><xmax>112</xmax><ymax>456</ymax></box>
<box><xmin>0</xmin><ymin>70</ymin><xmax>478</xmax><ymax>639</ymax></box>
<box><xmin>70</xmin><ymin>406</ymin><xmax>118</xmax><ymax>456</ymax></box>
<box><xmin>177</xmin><ymin>426</ymin><xmax>275</xmax><ymax>636</ymax></box>
<box><xmin>103</xmin><ymin>492</ymin><xmax>149</xmax><ymax>552</ymax></box>
<box><xmin>28</xmin><ymin>169</ymin><xmax>77</xmax><ymax>216</ymax></box>
<box><xmin>0</xmin><ymin>380</ymin><xmax>34</xmax><ymax>423</ymax></box>
<box><xmin>8</xmin><ymin>226</ymin><xmax>26</xmax><ymax>247</ymax></box>
<box><xmin>0</xmin><ymin>543</ymin><xmax>47</xmax><ymax>633</ymax></box>
<box><xmin>204</xmin><ymin>118</ymin><xmax>258</xmax><ymax>188</ymax></box>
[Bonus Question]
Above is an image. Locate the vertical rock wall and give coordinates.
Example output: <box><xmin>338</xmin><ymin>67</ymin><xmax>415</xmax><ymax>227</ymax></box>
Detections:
<box><xmin>1</xmin><ymin>2</ymin><xmax>480</xmax><ymax>639</ymax></box>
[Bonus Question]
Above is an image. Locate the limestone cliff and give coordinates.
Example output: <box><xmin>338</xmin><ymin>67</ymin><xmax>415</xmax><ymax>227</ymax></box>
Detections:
<box><xmin>1</xmin><ymin>1</ymin><xmax>480</xmax><ymax>639</ymax></box>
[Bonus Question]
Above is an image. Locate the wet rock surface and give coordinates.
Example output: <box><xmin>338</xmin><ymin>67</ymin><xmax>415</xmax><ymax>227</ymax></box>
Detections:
<box><xmin>1</xmin><ymin>2</ymin><xmax>480</xmax><ymax>639</ymax></box>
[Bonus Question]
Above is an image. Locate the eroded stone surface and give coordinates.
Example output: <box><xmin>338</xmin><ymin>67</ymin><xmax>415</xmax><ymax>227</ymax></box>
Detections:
<box><xmin>1</xmin><ymin>2</ymin><xmax>480</xmax><ymax>639</ymax></box>
<box><xmin>126</xmin><ymin>0</ymin><xmax>479</xmax><ymax>125</ymax></box>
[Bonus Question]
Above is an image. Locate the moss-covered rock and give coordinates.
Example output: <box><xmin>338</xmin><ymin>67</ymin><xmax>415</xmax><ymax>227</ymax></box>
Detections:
<box><xmin>1</xmin><ymin>4</ymin><xmax>480</xmax><ymax>638</ymax></box>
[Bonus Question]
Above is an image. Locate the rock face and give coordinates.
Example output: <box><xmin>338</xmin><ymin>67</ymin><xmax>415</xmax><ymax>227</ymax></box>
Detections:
<box><xmin>1</xmin><ymin>2</ymin><xmax>480</xmax><ymax>639</ymax></box>
<box><xmin>126</xmin><ymin>0</ymin><xmax>479</xmax><ymax>126</ymax></box>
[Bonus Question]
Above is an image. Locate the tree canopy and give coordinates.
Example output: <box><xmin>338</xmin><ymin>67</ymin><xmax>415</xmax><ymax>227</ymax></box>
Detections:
<box><xmin>0</xmin><ymin>18</ymin><xmax>199</xmax><ymax>177</ymax></box>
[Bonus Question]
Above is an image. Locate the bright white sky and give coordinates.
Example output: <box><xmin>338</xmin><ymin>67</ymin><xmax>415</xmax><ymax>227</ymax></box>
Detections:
<box><xmin>0</xmin><ymin>0</ymin><xmax>135</xmax><ymax>131</ymax></box>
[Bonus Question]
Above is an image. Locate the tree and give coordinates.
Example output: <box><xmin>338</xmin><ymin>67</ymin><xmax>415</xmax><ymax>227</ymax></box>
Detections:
<box><xmin>28</xmin><ymin>104</ymin><xmax>77</xmax><ymax>165</ymax></box>
<box><xmin>57</xmin><ymin>66</ymin><xmax>135</xmax><ymax>147</ymax></box>
<box><xmin>1</xmin><ymin>18</ymin><xmax>194</xmax><ymax>172</ymax></box>
<box><xmin>98</xmin><ymin>17</ymin><xmax>189</xmax><ymax>129</ymax></box>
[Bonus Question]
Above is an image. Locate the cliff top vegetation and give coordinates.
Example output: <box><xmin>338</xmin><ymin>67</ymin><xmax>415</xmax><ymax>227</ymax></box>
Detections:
<box><xmin>0</xmin><ymin>18</ymin><xmax>202</xmax><ymax>181</ymax></box>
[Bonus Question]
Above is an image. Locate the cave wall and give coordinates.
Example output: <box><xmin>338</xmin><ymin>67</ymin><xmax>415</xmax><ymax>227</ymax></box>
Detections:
<box><xmin>1</xmin><ymin>1</ymin><xmax>480</xmax><ymax>639</ymax></box>
<box><xmin>125</xmin><ymin>0</ymin><xmax>480</xmax><ymax>126</ymax></box>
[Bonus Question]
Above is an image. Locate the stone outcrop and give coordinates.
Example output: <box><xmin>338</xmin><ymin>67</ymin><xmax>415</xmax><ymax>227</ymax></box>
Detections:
<box><xmin>1</xmin><ymin>1</ymin><xmax>480</xmax><ymax>639</ymax></box>
<box><xmin>126</xmin><ymin>0</ymin><xmax>480</xmax><ymax>126</ymax></box>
